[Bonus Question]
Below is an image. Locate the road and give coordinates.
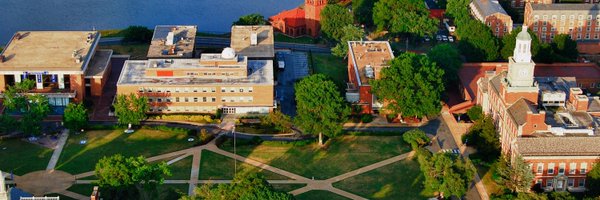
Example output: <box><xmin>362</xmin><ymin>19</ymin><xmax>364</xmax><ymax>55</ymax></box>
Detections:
<box><xmin>99</xmin><ymin>37</ymin><xmax>331</xmax><ymax>53</ymax></box>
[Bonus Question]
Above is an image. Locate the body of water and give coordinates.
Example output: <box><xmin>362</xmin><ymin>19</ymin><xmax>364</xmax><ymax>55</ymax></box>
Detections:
<box><xmin>0</xmin><ymin>0</ymin><xmax>303</xmax><ymax>44</ymax></box>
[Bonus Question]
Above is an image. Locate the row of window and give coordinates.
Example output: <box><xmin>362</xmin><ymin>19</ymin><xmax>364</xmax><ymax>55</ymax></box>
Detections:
<box><xmin>536</xmin><ymin>32</ymin><xmax>600</xmax><ymax>41</ymax></box>
<box><xmin>139</xmin><ymin>87</ymin><xmax>254</xmax><ymax>93</ymax></box>
<box><xmin>149</xmin><ymin>106</ymin><xmax>217</xmax><ymax>112</ymax></box>
<box><xmin>534</xmin><ymin>20</ymin><xmax>600</xmax><ymax>27</ymax></box>
<box><xmin>534</xmin><ymin>162</ymin><xmax>588</xmax><ymax>175</ymax></box>
<box><xmin>147</xmin><ymin>96</ymin><xmax>254</xmax><ymax>103</ymax></box>
<box><xmin>534</xmin><ymin>26</ymin><xmax>600</xmax><ymax>33</ymax></box>
<box><xmin>534</xmin><ymin>14</ymin><xmax>600</xmax><ymax>21</ymax></box>
<box><xmin>538</xmin><ymin>178</ymin><xmax>585</xmax><ymax>188</ymax></box>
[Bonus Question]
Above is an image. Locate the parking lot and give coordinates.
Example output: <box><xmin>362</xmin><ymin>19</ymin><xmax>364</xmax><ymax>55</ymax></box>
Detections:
<box><xmin>275</xmin><ymin>51</ymin><xmax>309</xmax><ymax>117</ymax></box>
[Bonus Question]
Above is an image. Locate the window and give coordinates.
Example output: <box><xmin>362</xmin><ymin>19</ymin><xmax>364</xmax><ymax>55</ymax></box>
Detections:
<box><xmin>537</xmin><ymin>164</ymin><xmax>544</xmax><ymax>174</ymax></box>
<box><xmin>534</xmin><ymin>15</ymin><xmax>539</xmax><ymax>20</ymax></box>
<box><xmin>578</xmin><ymin>34</ymin><xmax>582</xmax><ymax>39</ymax></box>
<box><xmin>579</xmin><ymin>15</ymin><xmax>584</xmax><ymax>20</ymax></box>
<box><xmin>147</xmin><ymin>88</ymin><xmax>153</xmax><ymax>93</ymax></box>
<box><xmin>221</xmin><ymin>98</ymin><xmax>226</xmax><ymax>102</ymax></box>
<box><xmin>148</xmin><ymin>98</ymin><xmax>153</xmax><ymax>103</ymax></box>
<box><xmin>166</xmin><ymin>98</ymin><xmax>171</xmax><ymax>103</ymax></box>
<box><xmin>248</xmin><ymin>87</ymin><xmax>253</xmax><ymax>92</ymax></box>
<box><xmin>202</xmin><ymin>88</ymin><xmax>207</xmax><ymax>93</ymax></box>
<box><xmin>561</xmin><ymin>15</ymin><xmax>566</xmax><ymax>20</ymax></box>
<box><xmin>543</xmin><ymin>21</ymin><xmax>547</xmax><ymax>26</ymax></box>
<box><xmin>552</xmin><ymin>15</ymin><xmax>557</xmax><ymax>20</ymax></box>
<box><xmin>570</xmin><ymin>163</ymin><xmax>577</xmax><ymax>174</ymax></box>
<box><xmin>596</xmin><ymin>27</ymin><xmax>600</xmax><ymax>32</ymax></box>
<box><xmin>547</xmin><ymin>181</ymin><xmax>553</xmax><ymax>187</ymax></box>
<box><xmin>579</xmin><ymin>179</ymin><xmax>585</xmax><ymax>187</ymax></box>
<box><xmin>175</xmin><ymin>88</ymin><xmax>180</xmax><ymax>93</ymax></box>
<box><xmin>138</xmin><ymin>88</ymin><xmax>144</xmax><ymax>93</ymax></box>
<box><xmin>194</xmin><ymin>97</ymin><xmax>198</xmax><ymax>102</ymax></box>
<box><xmin>157</xmin><ymin>88</ymin><xmax>162</xmax><ymax>93</ymax></box>
<box><xmin>221</xmin><ymin>88</ymin><xmax>226</xmax><ymax>92</ymax></box>
<box><xmin>596</xmin><ymin>34</ymin><xmax>599</xmax><ymax>39</ymax></box>
<box><xmin>193</xmin><ymin>88</ymin><xmax>198</xmax><ymax>92</ymax></box>
<box><xmin>202</xmin><ymin>97</ymin><xmax>207</xmax><ymax>102</ymax></box>
<box><xmin>239</xmin><ymin>88</ymin><xmax>244</xmax><ymax>92</ymax></box>
<box><xmin>534</xmin><ymin>21</ymin><xmax>539</xmax><ymax>26</ymax></box>
<box><xmin>185</xmin><ymin>97</ymin><xmax>189</xmax><ymax>102</ymax></box>
<box><xmin>175</xmin><ymin>97</ymin><xmax>180</xmax><ymax>102</ymax></box>
<box><xmin>211</xmin><ymin>97</ymin><xmax>216</xmax><ymax>102</ymax></box>
<box><xmin>230</xmin><ymin>88</ymin><xmax>235</xmax><ymax>92</ymax></box>
<box><xmin>551</xmin><ymin>27</ymin><xmax>556</xmax><ymax>31</ymax></box>
<box><xmin>157</xmin><ymin>98</ymin><xmax>162</xmax><ymax>103</ymax></box>
<box><xmin>550</xmin><ymin>33</ymin><xmax>555</xmax><ymax>39</ymax></box>
<box><xmin>581</xmin><ymin>163</ymin><xmax>588</xmax><ymax>174</ymax></box>
<box><xmin>570</xmin><ymin>15</ymin><xmax>575</xmax><ymax>20</ymax></box>
<box><xmin>568</xmin><ymin>179</ymin><xmax>574</xmax><ymax>187</ymax></box>
<box><xmin>586</xmin><ymin>33</ymin><xmax>591</xmax><ymax>39</ymax></box>
<box><xmin>166</xmin><ymin>88</ymin><xmax>171</xmax><ymax>93</ymax></box>
<box><xmin>559</xmin><ymin>163</ymin><xmax>565</xmax><ymax>174</ymax></box>
<box><xmin>542</xmin><ymin>27</ymin><xmax>547</xmax><ymax>31</ymax></box>
<box><xmin>548</xmin><ymin>163</ymin><xmax>555</xmax><ymax>174</ymax></box>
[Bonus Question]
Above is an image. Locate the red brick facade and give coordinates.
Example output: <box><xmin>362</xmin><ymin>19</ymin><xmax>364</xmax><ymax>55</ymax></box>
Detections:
<box><xmin>269</xmin><ymin>0</ymin><xmax>326</xmax><ymax>38</ymax></box>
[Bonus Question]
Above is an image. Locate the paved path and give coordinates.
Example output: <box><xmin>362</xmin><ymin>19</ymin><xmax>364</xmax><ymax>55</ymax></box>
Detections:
<box><xmin>440</xmin><ymin>110</ymin><xmax>489</xmax><ymax>200</ymax></box>
<box><xmin>46</xmin><ymin>129</ymin><xmax>69</xmax><ymax>170</ymax></box>
<box><xmin>188</xmin><ymin>149</ymin><xmax>201</xmax><ymax>195</ymax></box>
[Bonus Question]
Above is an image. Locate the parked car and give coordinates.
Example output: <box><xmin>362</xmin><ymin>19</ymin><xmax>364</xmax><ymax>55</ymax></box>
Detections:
<box><xmin>423</xmin><ymin>35</ymin><xmax>431</xmax><ymax>42</ymax></box>
<box><xmin>442</xmin><ymin>35</ymin><xmax>448</xmax><ymax>42</ymax></box>
<box><xmin>448</xmin><ymin>36</ymin><xmax>454</xmax><ymax>42</ymax></box>
<box><xmin>436</xmin><ymin>35</ymin><xmax>442</xmax><ymax>41</ymax></box>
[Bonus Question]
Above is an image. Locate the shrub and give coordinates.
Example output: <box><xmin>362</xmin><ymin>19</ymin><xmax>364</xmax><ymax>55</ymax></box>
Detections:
<box><xmin>360</xmin><ymin>114</ymin><xmax>374</xmax><ymax>123</ymax></box>
<box><xmin>148</xmin><ymin>114</ymin><xmax>216</xmax><ymax>124</ymax></box>
<box><xmin>122</xmin><ymin>26</ymin><xmax>153</xmax><ymax>43</ymax></box>
<box><xmin>402</xmin><ymin>129</ymin><xmax>430</xmax><ymax>149</ymax></box>
<box><xmin>466</xmin><ymin>105</ymin><xmax>483</xmax><ymax>121</ymax></box>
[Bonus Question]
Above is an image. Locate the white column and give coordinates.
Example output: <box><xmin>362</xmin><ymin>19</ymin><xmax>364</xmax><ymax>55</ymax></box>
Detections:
<box><xmin>14</xmin><ymin>74</ymin><xmax>21</xmax><ymax>83</ymax></box>
<box><xmin>35</xmin><ymin>74</ymin><xmax>43</xmax><ymax>89</ymax></box>
<box><xmin>58</xmin><ymin>74</ymin><xmax>65</xmax><ymax>89</ymax></box>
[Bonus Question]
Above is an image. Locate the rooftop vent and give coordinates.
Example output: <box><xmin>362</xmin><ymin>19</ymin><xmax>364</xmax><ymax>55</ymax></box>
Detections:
<box><xmin>86</xmin><ymin>33</ymin><xmax>94</xmax><ymax>43</ymax></box>
<box><xmin>0</xmin><ymin>55</ymin><xmax>5</xmax><ymax>63</ymax></box>
<box><xmin>221</xmin><ymin>47</ymin><xmax>236</xmax><ymax>59</ymax></box>
<box><xmin>166</xmin><ymin>32</ymin><xmax>174</xmax><ymax>45</ymax></box>
<box><xmin>365</xmin><ymin>65</ymin><xmax>375</xmax><ymax>79</ymax></box>
<box><xmin>250</xmin><ymin>32</ymin><xmax>258</xmax><ymax>46</ymax></box>
<box><xmin>75</xmin><ymin>55</ymin><xmax>83</xmax><ymax>63</ymax></box>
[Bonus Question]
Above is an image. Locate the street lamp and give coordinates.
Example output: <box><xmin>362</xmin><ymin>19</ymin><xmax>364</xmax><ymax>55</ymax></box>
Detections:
<box><xmin>233</xmin><ymin>125</ymin><xmax>236</xmax><ymax>177</ymax></box>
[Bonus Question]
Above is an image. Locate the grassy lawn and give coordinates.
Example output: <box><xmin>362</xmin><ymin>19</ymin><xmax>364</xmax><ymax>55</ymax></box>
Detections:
<box><xmin>274</xmin><ymin>33</ymin><xmax>317</xmax><ymax>44</ymax></box>
<box><xmin>333</xmin><ymin>158</ymin><xmax>425</xmax><ymax>200</ymax></box>
<box><xmin>157</xmin><ymin>156</ymin><xmax>192</xmax><ymax>180</ymax></box>
<box><xmin>67</xmin><ymin>183</ymin><xmax>188</xmax><ymax>200</ymax></box>
<box><xmin>98</xmin><ymin>44</ymin><xmax>149</xmax><ymax>59</ymax></box>
<box><xmin>0</xmin><ymin>139</ymin><xmax>53</xmax><ymax>175</ymax></box>
<box><xmin>56</xmin><ymin>128</ymin><xmax>194</xmax><ymax>174</ymax></box>
<box><xmin>98</xmin><ymin>29</ymin><xmax>125</xmax><ymax>38</ymax></box>
<box><xmin>236</xmin><ymin>124</ymin><xmax>283</xmax><ymax>135</ymax></box>
<box><xmin>311</xmin><ymin>53</ymin><xmax>348</xmax><ymax>90</ymax></box>
<box><xmin>199</xmin><ymin>150</ymin><xmax>289</xmax><ymax>180</ymax></box>
<box><xmin>474</xmin><ymin>161</ymin><xmax>503</xmax><ymax>196</ymax></box>
<box><xmin>272</xmin><ymin>184</ymin><xmax>306</xmax><ymax>192</ymax></box>
<box><xmin>219</xmin><ymin>135</ymin><xmax>411</xmax><ymax>179</ymax></box>
<box><xmin>295</xmin><ymin>190</ymin><xmax>350</xmax><ymax>200</ymax></box>
<box><xmin>67</xmin><ymin>184</ymin><xmax>94</xmax><ymax>196</ymax></box>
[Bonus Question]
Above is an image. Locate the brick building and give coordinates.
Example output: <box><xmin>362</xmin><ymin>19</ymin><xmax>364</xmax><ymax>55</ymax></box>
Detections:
<box><xmin>468</xmin><ymin>27</ymin><xmax>600</xmax><ymax>192</ymax></box>
<box><xmin>511</xmin><ymin>0</ymin><xmax>599</xmax><ymax>8</ymax></box>
<box><xmin>345</xmin><ymin>41</ymin><xmax>394</xmax><ymax>114</ymax></box>
<box><xmin>0</xmin><ymin>31</ymin><xmax>112</xmax><ymax>111</ymax></box>
<box><xmin>524</xmin><ymin>3</ymin><xmax>600</xmax><ymax>53</ymax></box>
<box><xmin>116</xmin><ymin>48</ymin><xmax>274</xmax><ymax>114</ymax></box>
<box><xmin>470</xmin><ymin>0</ymin><xmax>514</xmax><ymax>37</ymax></box>
<box><xmin>269</xmin><ymin>0</ymin><xmax>327</xmax><ymax>38</ymax></box>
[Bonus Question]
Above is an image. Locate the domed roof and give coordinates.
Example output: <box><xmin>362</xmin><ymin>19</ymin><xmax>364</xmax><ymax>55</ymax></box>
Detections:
<box><xmin>221</xmin><ymin>47</ymin><xmax>236</xmax><ymax>59</ymax></box>
<box><xmin>517</xmin><ymin>25</ymin><xmax>532</xmax><ymax>41</ymax></box>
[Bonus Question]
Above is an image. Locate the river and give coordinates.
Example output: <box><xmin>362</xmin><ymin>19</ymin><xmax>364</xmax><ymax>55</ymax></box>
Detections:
<box><xmin>0</xmin><ymin>0</ymin><xmax>303</xmax><ymax>44</ymax></box>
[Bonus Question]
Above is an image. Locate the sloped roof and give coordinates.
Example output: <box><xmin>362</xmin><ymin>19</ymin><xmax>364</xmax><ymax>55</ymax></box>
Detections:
<box><xmin>507</xmin><ymin>98</ymin><xmax>536</xmax><ymax>126</ymax></box>
<box><xmin>516</xmin><ymin>137</ymin><xmax>600</xmax><ymax>156</ymax></box>
<box><xmin>471</xmin><ymin>0</ymin><xmax>508</xmax><ymax>17</ymax></box>
<box><xmin>269</xmin><ymin>7</ymin><xmax>306</xmax><ymax>28</ymax></box>
<box><xmin>531</xmin><ymin>3</ymin><xmax>600</xmax><ymax>11</ymax></box>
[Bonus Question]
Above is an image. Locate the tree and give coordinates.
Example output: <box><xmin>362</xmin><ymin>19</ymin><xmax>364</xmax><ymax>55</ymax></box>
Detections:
<box><xmin>466</xmin><ymin>105</ymin><xmax>483</xmax><ymax>121</ymax></box>
<box><xmin>182</xmin><ymin>173</ymin><xmax>294</xmax><ymax>200</ymax></box>
<box><xmin>63</xmin><ymin>103</ymin><xmax>88</xmax><ymax>131</ymax></box>
<box><xmin>402</xmin><ymin>129</ymin><xmax>430</xmax><ymax>149</ymax></box>
<box><xmin>320</xmin><ymin>4</ymin><xmax>354</xmax><ymax>41</ymax></box>
<box><xmin>2</xmin><ymin>79</ymin><xmax>51</xmax><ymax>136</ymax></box>
<box><xmin>352</xmin><ymin>0</ymin><xmax>376</xmax><ymax>26</ymax></box>
<box><xmin>464</xmin><ymin>116</ymin><xmax>500</xmax><ymax>161</ymax></box>
<box><xmin>587</xmin><ymin>161</ymin><xmax>600</xmax><ymax>195</ymax></box>
<box><xmin>500</xmin><ymin>27</ymin><xmax>541</xmax><ymax>60</ymax></box>
<box><xmin>373</xmin><ymin>0</ymin><xmax>438</xmax><ymax>37</ymax></box>
<box><xmin>371</xmin><ymin>53</ymin><xmax>444</xmax><ymax>118</ymax></box>
<box><xmin>446</xmin><ymin>0</ymin><xmax>470</xmax><ymax>21</ymax></box>
<box><xmin>495</xmin><ymin>155</ymin><xmax>535</xmax><ymax>193</ymax></box>
<box><xmin>551</xmin><ymin>34</ymin><xmax>579</xmax><ymax>61</ymax></box>
<box><xmin>427</xmin><ymin>43</ymin><xmax>463</xmax><ymax>85</ymax></box>
<box><xmin>331</xmin><ymin>25</ymin><xmax>365</xmax><ymax>57</ymax></box>
<box><xmin>114</xmin><ymin>94</ymin><xmax>149</xmax><ymax>127</ymax></box>
<box><xmin>549</xmin><ymin>192</ymin><xmax>576</xmax><ymax>200</ymax></box>
<box><xmin>261</xmin><ymin>110</ymin><xmax>293</xmax><ymax>133</ymax></box>
<box><xmin>457</xmin><ymin>20</ymin><xmax>500</xmax><ymax>62</ymax></box>
<box><xmin>95</xmin><ymin>154</ymin><xmax>171</xmax><ymax>200</ymax></box>
<box><xmin>417</xmin><ymin>150</ymin><xmax>475</xmax><ymax>197</ymax></box>
<box><xmin>233</xmin><ymin>14</ymin><xmax>269</xmax><ymax>25</ymax></box>
<box><xmin>122</xmin><ymin>26</ymin><xmax>153</xmax><ymax>43</ymax></box>
<box><xmin>0</xmin><ymin>114</ymin><xmax>17</xmax><ymax>134</ymax></box>
<box><xmin>536</xmin><ymin>43</ymin><xmax>555</xmax><ymax>63</ymax></box>
<box><xmin>294</xmin><ymin>74</ymin><xmax>350</xmax><ymax>145</ymax></box>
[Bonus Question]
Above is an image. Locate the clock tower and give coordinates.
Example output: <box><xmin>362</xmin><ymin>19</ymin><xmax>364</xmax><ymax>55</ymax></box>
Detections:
<box><xmin>507</xmin><ymin>26</ymin><xmax>536</xmax><ymax>88</ymax></box>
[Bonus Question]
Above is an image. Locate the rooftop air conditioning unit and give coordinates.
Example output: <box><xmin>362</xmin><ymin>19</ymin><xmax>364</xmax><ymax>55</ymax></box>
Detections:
<box><xmin>250</xmin><ymin>32</ymin><xmax>258</xmax><ymax>46</ymax></box>
<box><xmin>365</xmin><ymin>65</ymin><xmax>375</xmax><ymax>79</ymax></box>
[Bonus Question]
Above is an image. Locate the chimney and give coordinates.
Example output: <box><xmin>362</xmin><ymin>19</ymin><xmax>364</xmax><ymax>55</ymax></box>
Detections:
<box><xmin>0</xmin><ymin>55</ymin><xmax>4</xmax><ymax>63</ymax></box>
<box><xmin>75</xmin><ymin>55</ymin><xmax>82</xmax><ymax>63</ymax></box>
<box><xmin>250</xmin><ymin>32</ymin><xmax>258</xmax><ymax>46</ymax></box>
<box><xmin>574</xmin><ymin>95</ymin><xmax>590</xmax><ymax>112</ymax></box>
<box><xmin>569</xmin><ymin>87</ymin><xmax>583</xmax><ymax>105</ymax></box>
<box><xmin>166</xmin><ymin>32</ymin><xmax>174</xmax><ymax>45</ymax></box>
<box><xmin>168</xmin><ymin>46</ymin><xmax>176</xmax><ymax>55</ymax></box>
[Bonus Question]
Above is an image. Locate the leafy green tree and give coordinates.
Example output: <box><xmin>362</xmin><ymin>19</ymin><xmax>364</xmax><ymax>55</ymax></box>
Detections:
<box><xmin>114</xmin><ymin>94</ymin><xmax>149</xmax><ymax>127</ymax></box>
<box><xmin>587</xmin><ymin>161</ymin><xmax>600</xmax><ymax>195</ymax></box>
<box><xmin>233</xmin><ymin>14</ymin><xmax>269</xmax><ymax>25</ymax></box>
<box><xmin>551</xmin><ymin>34</ymin><xmax>579</xmax><ymax>61</ymax></box>
<box><xmin>466</xmin><ymin>105</ymin><xmax>483</xmax><ymax>121</ymax></box>
<box><xmin>0</xmin><ymin>114</ymin><xmax>18</xmax><ymax>134</ymax></box>
<box><xmin>446</xmin><ymin>0</ymin><xmax>470</xmax><ymax>21</ymax></box>
<box><xmin>402</xmin><ymin>129</ymin><xmax>430</xmax><ymax>149</ymax></box>
<box><xmin>331</xmin><ymin>25</ymin><xmax>365</xmax><ymax>57</ymax></box>
<box><xmin>493</xmin><ymin>192</ymin><xmax>548</xmax><ymax>200</ymax></box>
<box><xmin>501</xmin><ymin>27</ymin><xmax>541</xmax><ymax>60</ymax></box>
<box><xmin>95</xmin><ymin>154</ymin><xmax>171</xmax><ymax>200</ymax></box>
<box><xmin>372</xmin><ymin>53</ymin><xmax>444</xmax><ymax>118</ymax></box>
<box><xmin>352</xmin><ymin>0</ymin><xmax>376</xmax><ymax>26</ymax></box>
<box><xmin>464</xmin><ymin>116</ymin><xmax>500</xmax><ymax>161</ymax></box>
<box><xmin>320</xmin><ymin>4</ymin><xmax>354</xmax><ymax>41</ymax></box>
<box><xmin>122</xmin><ymin>26</ymin><xmax>153</xmax><ymax>43</ymax></box>
<box><xmin>373</xmin><ymin>0</ymin><xmax>438</xmax><ymax>37</ymax></box>
<box><xmin>427</xmin><ymin>43</ymin><xmax>463</xmax><ymax>85</ymax></box>
<box><xmin>63</xmin><ymin>103</ymin><xmax>88</xmax><ymax>131</ymax></box>
<box><xmin>417</xmin><ymin>150</ymin><xmax>475</xmax><ymax>197</ymax></box>
<box><xmin>495</xmin><ymin>155</ymin><xmax>535</xmax><ymax>193</ymax></box>
<box><xmin>294</xmin><ymin>74</ymin><xmax>350</xmax><ymax>145</ymax></box>
<box><xmin>2</xmin><ymin>79</ymin><xmax>50</xmax><ymax>136</ymax></box>
<box><xmin>261</xmin><ymin>110</ymin><xmax>293</xmax><ymax>133</ymax></box>
<box><xmin>183</xmin><ymin>173</ymin><xmax>294</xmax><ymax>200</ymax></box>
<box><xmin>457</xmin><ymin>20</ymin><xmax>500</xmax><ymax>62</ymax></box>
<box><xmin>549</xmin><ymin>192</ymin><xmax>576</xmax><ymax>200</ymax></box>
<box><xmin>3</xmin><ymin>79</ymin><xmax>35</xmax><ymax>110</ymax></box>
<box><xmin>536</xmin><ymin>43</ymin><xmax>556</xmax><ymax>63</ymax></box>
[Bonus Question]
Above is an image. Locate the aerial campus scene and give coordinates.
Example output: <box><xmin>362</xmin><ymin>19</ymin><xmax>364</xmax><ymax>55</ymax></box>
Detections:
<box><xmin>2</xmin><ymin>0</ymin><xmax>600</xmax><ymax>200</ymax></box>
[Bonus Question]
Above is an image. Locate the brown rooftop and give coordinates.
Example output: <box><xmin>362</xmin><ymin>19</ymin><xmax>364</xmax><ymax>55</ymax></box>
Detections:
<box><xmin>0</xmin><ymin>31</ymin><xmax>99</xmax><ymax>73</ymax></box>
<box><xmin>516</xmin><ymin>137</ymin><xmax>600</xmax><ymax>156</ymax></box>
<box><xmin>230</xmin><ymin>26</ymin><xmax>274</xmax><ymax>58</ymax></box>
<box><xmin>85</xmin><ymin>49</ymin><xmax>113</xmax><ymax>78</ymax></box>
<box><xmin>348</xmin><ymin>41</ymin><xmax>394</xmax><ymax>86</ymax></box>
<box><xmin>147</xmin><ymin>25</ymin><xmax>197</xmax><ymax>58</ymax></box>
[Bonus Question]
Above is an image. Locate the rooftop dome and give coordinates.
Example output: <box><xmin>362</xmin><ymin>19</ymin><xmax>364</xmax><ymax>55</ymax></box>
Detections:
<box><xmin>221</xmin><ymin>47</ymin><xmax>236</xmax><ymax>59</ymax></box>
<box><xmin>517</xmin><ymin>25</ymin><xmax>532</xmax><ymax>41</ymax></box>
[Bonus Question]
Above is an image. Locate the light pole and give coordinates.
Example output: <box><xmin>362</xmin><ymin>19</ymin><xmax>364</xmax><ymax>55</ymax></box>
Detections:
<box><xmin>233</xmin><ymin>125</ymin><xmax>236</xmax><ymax>177</ymax></box>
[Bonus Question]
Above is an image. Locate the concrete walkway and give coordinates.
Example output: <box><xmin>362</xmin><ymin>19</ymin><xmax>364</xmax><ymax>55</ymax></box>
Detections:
<box><xmin>46</xmin><ymin>129</ymin><xmax>69</xmax><ymax>170</ymax></box>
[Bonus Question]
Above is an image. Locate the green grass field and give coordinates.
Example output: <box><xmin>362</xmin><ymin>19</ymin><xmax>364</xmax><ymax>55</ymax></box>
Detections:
<box><xmin>333</xmin><ymin>159</ymin><xmax>425</xmax><ymax>200</ymax></box>
<box><xmin>67</xmin><ymin>183</ymin><xmax>188</xmax><ymax>200</ymax></box>
<box><xmin>159</xmin><ymin>156</ymin><xmax>192</xmax><ymax>180</ymax></box>
<box><xmin>0</xmin><ymin>139</ymin><xmax>53</xmax><ymax>175</ymax></box>
<box><xmin>219</xmin><ymin>135</ymin><xmax>411</xmax><ymax>179</ymax></box>
<box><xmin>198</xmin><ymin>150</ymin><xmax>289</xmax><ymax>180</ymax></box>
<box><xmin>311</xmin><ymin>53</ymin><xmax>348</xmax><ymax>90</ymax></box>
<box><xmin>271</xmin><ymin>184</ymin><xmax>306</xmax><ymax>192</ymax></box>
<box><xmin>98</xmin><ymin>29</ymin><xmax>125</xmax><ymax>38</ymax></box>
<box><xmin>295</xmin><ymin>190</ymin><xmax>350</xmax><ymax>200</ymax></box>
<box><xmin>274</xmin><ymin>33</ymin><xmax>317</xmax><ymax>44</ymax></box>
<box><xmin>98</xmin><ymin>44</ymin><xmax>149</xmax><ymax>59</ymax></box>
<box><xmin>56</xmin><ymin>128</ymin><xmax>194</xmax><ymax>174</ymax></box>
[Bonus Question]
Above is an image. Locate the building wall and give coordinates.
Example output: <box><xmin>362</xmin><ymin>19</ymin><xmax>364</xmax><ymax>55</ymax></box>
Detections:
<box><xmin>511</xmin><ymin>0</ymin><xmax>552</xmax><ymax>8</ymax></box>
<box><xmin>305</xmin><ymin>0</ymin><xmax>326</xmax><ymax>37</ymax></box>
<box><xmin>116</xmin><ymin>84</ymin><xmax>273</xmax><ymax>114</ymax></box>
<box><xmin>0</xmin><ymin>75</ymin><xmax>5</xmax><ymax>91</ymax></box>
<box><xmin>70</xmin><ymin>74</ymin><xmax>85</xmax><ymax>103</ymax></box>
<box><xmin>523</xmin><ymin>157</ymin><xmax>597</xmax><ymax>190</ymax></box>
<box><xmin>486</xmin><ymin>13</ymin><xmax>514</xmax><ymax>37</ymax></box>
<box><xmin>359</xmin><ymin>85</ymin><xmax>373</xmax><ymax>114</ymax></box>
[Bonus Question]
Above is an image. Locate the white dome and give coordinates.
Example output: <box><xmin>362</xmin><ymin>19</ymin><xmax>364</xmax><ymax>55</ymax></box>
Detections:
<box><xmin>221</xmin><ymin>47</ymin><xmax>236</xmax><ymax>59</ymax></box>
